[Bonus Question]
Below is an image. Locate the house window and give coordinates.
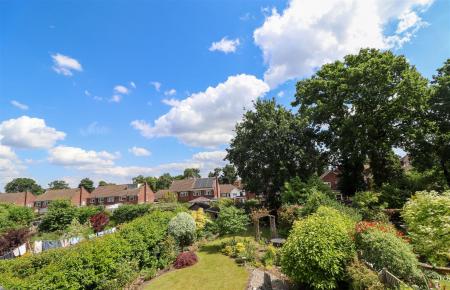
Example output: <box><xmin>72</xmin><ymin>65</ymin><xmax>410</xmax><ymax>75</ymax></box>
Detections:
<box><xmin>35</xmin><ymin>201</ymin><xmax>41</xmax><ymax>207</ymax></box>
<box><xmin>107</xmin><ymin>197</ymin><xmax>114</xmax><ymax>203</ymax></box>
<box><xmin>200</xmin><ymin>190</ymin><xmax>206</xmax><ymax>195</ymax></box>
<box><xmin>98</xmin><ymin>197</ymin><xmax>104</xmax><ymax>204</ymax></box>
<box><xmin>206</xmin><ymin>190</ymin><xmax>212</xmax><ymax>196</ymax></box>
<box><xmin>129</xmin><ymin>195</ymin><xmax>137</xmax><ymax>201</ymax></box>
<box><xmin>323</xmin><ymin>182</ymin><xmax>331</xmax><ymax>187</ymax></box>
<box><xmin>119</xmin><ymin>196</ymin><xmax>127</xmax><ymax>202</ymax></box>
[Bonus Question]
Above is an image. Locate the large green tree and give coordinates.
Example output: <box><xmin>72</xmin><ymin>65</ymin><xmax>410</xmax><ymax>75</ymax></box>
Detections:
<box><xmin>406</xmin><ymin>59</ymin><xmax>450</xmax><ymax>188</ymax></box>
<box><xmin>132</xmin><ymin>175</ymin><xmax>157</xmax><ymax>191</ymax></box>
<box><xmin>156</xmin><ymin>173</ymin><xmax>173</xmax><ymax>190</ymax></box>
<box><xmin>48</xmin><ymin>180</ymin><xmax>70</xmax><ymax>190</ymax></box>
<box><xmin>183</xmin><ymin>168</ymin><xmax>201</xmax><ymax>179</ymax></box>
<box><xmin>78</xmin><ymin>178</ymin><xmax>95</xmax><ymax>193</ymax></box>
<box><xmin>226</xmin><ymin>99</ymin><xmax>326</xmax><ymax>205</ymax></box>
<box><xmin>4</xmin><ymin>178</ymin><xmax>44</xmax><ymax>195</ymax></box>
<box><xmin>294</xmin><ymin>49</ymin><xmax>429</xmax><ymax>194</ymax></box>
<box><xmin>220</xmin><ymin>164</ymin><xmax>238</xmax><ymax>184</ymax></box>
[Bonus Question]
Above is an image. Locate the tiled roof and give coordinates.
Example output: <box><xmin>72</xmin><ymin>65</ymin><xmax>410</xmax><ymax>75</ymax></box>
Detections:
<box><xmin>220</xmin><ymin>184</ymin><xmax>237</xmax><ymax>194</ymax></box>
<box><xmin>188</xmin><ymin>196</ymin><xmax>213</xmax><ymax>203</ymax></box>
<box><xmin>90</xmin><ymin>184</ymin><xmax>140</xmax><ymax>198</ymax></box>
<box><xmin>35</xmin><ymin>188</ymin><xmax>81</xmax><ymax>202</ymax></box>
<box><xmin>169</xmin><ymin>177</ymin><xmax>216</xmax><ymax>192</ymax></box>
<box><xmin>193</xmin><ymin>178</ymin><xmax>215</xmax><ymax>189</ymax></box>
<box><xmin>0</xmin><ymin>192</ymin><xmax>27</xmax><ymax>205</ymax></box>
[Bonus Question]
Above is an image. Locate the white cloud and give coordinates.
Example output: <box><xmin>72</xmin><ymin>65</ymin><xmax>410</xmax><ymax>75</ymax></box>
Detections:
<box><xmin>93</xmin><ymin>96</ymin><xmax>103</xmax><ymax>101</ymax></box>
<box><xmin>51</xmin><ymin>53</ymin><xmax>82</xmax><ymax>76</ymax></box>
<box><xmin>277</xmin><ymin>91</ymin><xmax>285</xmax><ymax>98</ymax></box>
<box><xmin>131</xmin><ymin>74</ymin><xmax>269</xmax><ymax>147</ymax></box>
<box><xmin>10</xmin><ymin>100</ymin><xmax>29</xmax><ymax>110</ymax></box>
<box><xmin>109</xmin><ymin>95</ymin><xmax>122</xmax><ymax>103</ymax></box>
<box><xmin>0</xmin><ymin>144</ymin><xmax>17</xmax><ymax>160</ymax></box>
<box><xmin>0</xmin><ymin>145</ymin><xmax>24</xmax><ymax>189</ymax></box>
<box><xmin>84</xmin><ymin>90</ymin><xmax>91</xmax><ymax>96</ymax></box>
<box><xmin>0</xmin><ymin>116</ymin><xmax>66</xmax><ymax>149</ymax></box>
<box><xmin>164</xmin><ymin>89</ymin><xmax>177</xmax><ymax>96</ymax></box>
<box><xmin>47</xmin><ymin>145</ymin><xmax>225</xmax><ymax>181</ymax></box>
<box><xmin>130</xmin><ymin>81</ymin><xmax>136</xmax><ymax>89</ymax></box>
<box><xmin>128</xmin><ymin>146</ymin><xmax>151</xmax><ymax>157</ymax></box>
<box><xmin>114</xmin><ymin>85</ymin><xmax>129</xmax><ymax>95</ymax></box>
<box><xmin>80</xmin><ymin>122</ymin><xmax>110</xmax><ymax>136</ymax></box>
<box><xmin>209</xmin><ymin>37</ymin><xmax>240</xmax><ymax>53</ymax></box>
<box><xmin>150</xmin><ymin>81</ymin><xmax>161</xmax><ymax>92</ymax></box>
<box><xmin>253</xmin><ymin>0</ymin><xmax>434</xmax><ymax>88</ymax></box>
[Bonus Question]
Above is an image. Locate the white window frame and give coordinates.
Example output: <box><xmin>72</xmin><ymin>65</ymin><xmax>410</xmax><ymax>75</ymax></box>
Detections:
<box><xmin>179</xmin><ymin>192</ymin><xmax>188</xmax><ymax>197</ymax></box>
<box><xmin>98</xmin><ymin>197</ymin><xmax>104</xmax><ymax>204</ymax></box>
<box><xmin>119</xmin><ymin>196</ymin><xmax>127</xmax><ymax>202</ymax></box>
<box><xmin>35</xmin><ymin>201</ymin><xmax>41</xmax><ymax>207</ymax></box>
<box><xmin>107</xmin><ymin>196</ymin><xmax>115</xmax><ymax>203</ymax></box>
<box><xmin>129</xmin><ymin>195</ymin><xmax>137</xmax><ymax>201</ymax></box>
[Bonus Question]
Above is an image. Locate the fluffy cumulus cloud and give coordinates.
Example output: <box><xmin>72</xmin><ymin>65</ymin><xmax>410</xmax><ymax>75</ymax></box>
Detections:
<box><xmin>209</xmin><ymin>37</ymin><xmax>240</xmax><ymax>53</ymax></box>
<box><xmin>131</xmin><ymin>74</ymin><xmax>269</xmax><ymax>147</ymax></box>
<box><xmin>10</xmin><ymin>100</ymin><xmax>29</xmax><ymax>110</ymax></box>
<box><xmin>47</xmin><ymin>145</ymin><xmax>226</xmax><ymax>181</ymax></box>
<box><xmin>0</xmin><ymin>144</ymin><xmax>23</xmax><ymax>189</ymax></box>
<box><xmin>150</xmin><ymin>81</ymin><xmax>161</xmax><ymax>91</ymax></box>
<box><xmin>51</xmin><ymin>53</ymin><xmax>83</xmax><ymax>76</ymax></box>
<box><xmin>128</xmin><ymin>146</ymin><xmax>151</xmax><ymax>157</ymax></box>
<box><xmin>254</xmin><ymin>0</ymin><xmax>434</xmax><ymax>88</ymax></box>
<box><xmin>114</xmin><ymin>85</ymin><xmax>130</xmax><ymax>95</ymax></box>
<box><xmin>0</xmin><ymin>116</ymin><xmax>66</xmax><ymax>149</ymax></box>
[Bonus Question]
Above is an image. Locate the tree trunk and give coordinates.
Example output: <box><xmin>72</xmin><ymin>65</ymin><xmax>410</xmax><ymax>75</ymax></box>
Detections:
<box><xmin>440</xmin><ymin>158</ymin><xmax>450</xmax><ymax>188</ymax></box>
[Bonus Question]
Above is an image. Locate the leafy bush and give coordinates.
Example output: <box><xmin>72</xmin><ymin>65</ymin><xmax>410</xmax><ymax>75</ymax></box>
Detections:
<box><xmin>281</xmin><ymin>206</ymin><xmax>356</xmax><ymax>289</ymax></box>
<box><xmin>156</xmin><ymin>235</ymin><xmax>178</xmax><ymax>268</ymax></box>
<box><xmin>168</xmin><ymin>212</ymin><xmax>196</xmax><ymax>248</ymax></box>
<box><xmin>191</xmin><ymin>208</ymin><xmax>207</xmax><ymax>230</ymax></box>
<box><xmin>262</xmin><ymin>245</ymin><xmax>278</xmax><ymax>267</ymax></box>
<box><xmin>0</xmin><ymin>204</ymin><xmax>34</xmax><ymax>233</ymax></box>
<box><xmin>89</xmin><ymin>212</ymin><xmax>109</xmax><ymax>233</ymax></box>
<box><xmin>281</xmin><ymin>175</ymin><xmax>334</xmax><ymax>205</ymax></box>
<box><xmin>302</xmin><ymin>190</ymin><xmax>362</xmax><ymax>222</ymax></box>
<box><xmin>0</xmin><ymin>211</ymin><xmax>174</xmax><ymax>289</ymax></box>
<box><xmin>353</xmin><ymin>191</ymin><xmax>388</xmax><ymax>221</ymax></box>
<box><xmin>402</xmin><ymin>190</ymin><xmax>450</xmax><ymax>266</ymax></box>
<box><xmin>346</xmin><ymin>259</ymin><xmax>384</xmax><ymax>290</ymax></box>
<box><xmin>355</xmin><ymin>224</ymin><xmax>423</xmax><ymax>285</ymax></box>
<box><xmin>173</xmin><ymin>251</ymin><xmax>198</xmax><ymax>269</ymax></box>
<box><xmin>216</xmin><ymin>206</ymin><xmax>249</xmax><ymax>236</ymax></box>
<box><xmin>159</xmin><ymin>191</ymin><xmax>178</xmax><ymax>203</ymax></box>
<box><xmin>277</xmin><ymin>204</ymin><xmax>302</xmax><ymax>230</ymax></box>
<box><xmin>77</xmin><ymin>205</ymin><xmax>102</xmax><ymax>224</ymax></box>
<box><xmin>112</xmin><ymin>203</ymin><xmax>152</xmax><ymax>224</ymax></box>
<box><xmin>0</xmin><ymin>228</ymin><xmax>30</xmax><ymax>254</ymax></box>
<box><xmin>39</xmin><ymin>200</ymin><xmax>79</xmax><ymax>232</ymax></box>
<box><xmin>63</xmin><ymin>219</ymin><xmax>91</xmax><ymax>239</ymax></box>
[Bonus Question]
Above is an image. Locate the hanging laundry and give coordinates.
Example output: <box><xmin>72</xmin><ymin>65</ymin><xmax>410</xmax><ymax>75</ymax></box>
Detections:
<box><xmin>12</xmin><ymin>247</ymin><xmax>20</xmax><ymax>257</ymax></box>
<box><xmin>34</xmin><ymin>240</ymin><xmax>43</xmax><ymax>254</ymax></box>
<box><xmin>69</xmin><ymin>237</ymin><xmax>81</xmax><ymax>245</ymax></box>
<box><xmin>18</xmin><ymin>243</ymin><xmax>26</xmax><ymax>256</ymax></box>
<box><xmin>60</xmin><ymin>239</ymin><xmax>70</xmax><ymax>248</ymax></box>
<box><xmin>42</xmin><ymin>240</ymin><xmax>61</xmax><ymax>251</ymax></box>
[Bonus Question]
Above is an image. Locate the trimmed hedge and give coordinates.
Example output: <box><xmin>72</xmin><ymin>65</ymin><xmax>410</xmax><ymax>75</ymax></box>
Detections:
<box><xmin>0</xmin><ymin>210</ymin><xmax>175</xmax><ymax>289</ymax></box>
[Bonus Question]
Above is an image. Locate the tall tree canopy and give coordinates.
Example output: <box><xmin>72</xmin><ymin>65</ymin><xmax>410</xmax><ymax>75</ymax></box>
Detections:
<box><xmin>4</xmin><ymin>178</ymin><xmax>44</xmax><ymax>195</ymax></box>
<box><xmin>48</xmin><ymin>180</ymin><xmax>70</xmax><ymax>190</ymax></box>
<box><xmin>406</xmin><ymin>59</ymin><xmax>450</xmax><ymax>188</ymax></box>
<box><xmin>156</xmin><ymin>173</ymin><xmax>173</xmax><ymax>190</ymax></box>
<box><xmin>226</xmin><ymin>99</ymin><xmax>326</xmax><ymax>205</ymax></box>
<box><xmin>183</xmin><ymin>168</ymin><xmax>201</xmax><ymax>179</ymax></box>
<box><xmin>208</xmin><ymin>165</ymin><xmax>238</xmax><ymax>184</ymax></box>
<box><xmin>293</xmin><ymin>49</ymin><xmax>429</xmax><ymax>194</ymax></box>
<box><xmin>78</xmin><ymin>178</ymin><xmax>95</xmax><ymax>193</ymax></box>
<box><xmin>132</xmin><ymin>175</ymin><xmax>157</xmax><ymax>191</ymax></box>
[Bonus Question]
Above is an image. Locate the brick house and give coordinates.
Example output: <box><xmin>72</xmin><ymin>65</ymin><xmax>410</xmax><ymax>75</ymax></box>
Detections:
<box><xmin>0</xmin><ymin>191</ymin><xmax>36</xmax><ymax>208</ymax></box>
<box><xmin>89</xmin><ymin>183</ymin><xmax>154</xmax><ymax>209</ymax></box>
<box><xmin>34</xmin><ymin>187</ymin><xmax>91</xmax><ymax>213</ymax></box>
<box><xmin>169</xmin><ymin>177</ymin><xmax>220</xmax><ymax>202</ymax></box>
<box><xmin>220</xmin><ymin>184</ymin><xmax>245</xmax><ymax>201</ymax></box>
<box><xmin>320</xmin><ymin>169</ymin><xmax>340</xmax><ymax>191</ymax></box>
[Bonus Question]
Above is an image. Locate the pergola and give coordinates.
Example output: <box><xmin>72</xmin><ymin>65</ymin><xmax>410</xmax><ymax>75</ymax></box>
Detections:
<box><xmin>250</xmin><ymin>208</ymin><xmax>277</xmax><ymax>242</ymax></box>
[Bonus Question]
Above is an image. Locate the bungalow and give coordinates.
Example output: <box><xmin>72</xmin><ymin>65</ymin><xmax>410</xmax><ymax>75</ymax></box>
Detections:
<box><xmin>89</xmin><ymin>183</ymin><xmax>154</xmax><ymax>209</ymax></box>
<box><xmin>220</xmin><ymin>184</ymin><xmax>245</xmax><ymax>201</ymax></box>
<box><xmin>0</xmin><ymin>191</ymin><xmax>36</xmax><ymax>208</ymax></box>
<box><xmin>169</xmin><ymin>177</ymin><xmax>220</xmax><ymax>202</ymax></box>
<box><xmin>34</xmin><ymin>187</ymin><xmax>90</xmax><ymax>213</ymax></box>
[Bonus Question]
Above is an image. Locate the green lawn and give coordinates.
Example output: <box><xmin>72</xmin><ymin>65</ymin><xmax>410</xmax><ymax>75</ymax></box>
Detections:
<box><xmin>145</xmin><ymin>241</ymin><xmax>249</xmax><ymax>290</ymax></box>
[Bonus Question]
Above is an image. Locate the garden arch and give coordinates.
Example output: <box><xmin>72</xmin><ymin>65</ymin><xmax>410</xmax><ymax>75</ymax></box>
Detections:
<box><xmin>250</xmin><ymin>208</ymin><xmax>277</xmax><ymax>242</ymax></box>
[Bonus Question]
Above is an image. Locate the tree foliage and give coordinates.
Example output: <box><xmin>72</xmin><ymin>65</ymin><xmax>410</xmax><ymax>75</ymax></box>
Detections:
<box><xmin>47</xmin><ymin>180</ymin><xmax>70</xmax><ymax>190</ymax></box>
<box><xmin>39</xmin><ymin>200</ymin><xmax>79</xmax><ymax>232</ymax></box>
<box><xmin>168</xmin><ymin>212</ymin><xmax>196</xmax><ymax>248</ymax></box>
<box><xmin>294</xmin><ymin>49</ymin><xmax>429</xmax><ymax>195</ymax></box>
<box><xmin>281</xmin><ymin>175</ymin><xmax>333</xmax><ymax>205</ymax></box>
<box><xmin>216</xmin><ymin>205</ymin><xmax>249</xmax><ymax>236</ymax></box>
<box><xmin>208</xmin><ymin>164</ymin><xmax>238</xmax><ymax>184</ymax></box>
<box><xmin>4</xmin><ymin>178</ymin><xmax>44</xmax><ymax>195</ymax></box>
<box><xmin>0</xmin><ymin>204</ymin><xmax>34</xmax><ymax>233</ymax></box>
<box><xmin>78</xmin><ymin>178</ymin><xmax>95</xmax><ymax>193</ymax></box>
<box><xmin>226</xmin><ymin>99</ymin><xmax>326</xmax><ymax>206</ymax></box>
<box><xmin>183</xmin><ymin>168</ymin><xmax>201</xmax><ymax>179</ymax></box>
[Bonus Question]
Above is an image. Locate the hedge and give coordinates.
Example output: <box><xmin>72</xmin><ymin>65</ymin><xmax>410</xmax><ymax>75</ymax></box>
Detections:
<box><xmin>0</xmin><ymin>210</ymin><xmax>175</xmax><ymax>289</ymax></box>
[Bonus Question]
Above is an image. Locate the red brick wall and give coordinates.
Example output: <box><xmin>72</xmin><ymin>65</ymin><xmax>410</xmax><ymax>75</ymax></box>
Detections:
<box><xmin>138</xmin><ymin>183</ymin><xmax>155</xmax><ymax>203</ymax></box>
<box><xmin>321</xmin><ymin>171</ymin><xmax>339</xmax><ymax>191</ymax></box>
<box><xmin>24</xmin><ymin>192</ymin><xmax>36</xmax><ymax>207</ymax></box>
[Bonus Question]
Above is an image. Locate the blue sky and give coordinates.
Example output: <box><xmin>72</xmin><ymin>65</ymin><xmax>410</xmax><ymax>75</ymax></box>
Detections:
<box><xmin>0</xmin><ymin>0</ymin><xmax>449</xmax><ymax>189</ymax></box>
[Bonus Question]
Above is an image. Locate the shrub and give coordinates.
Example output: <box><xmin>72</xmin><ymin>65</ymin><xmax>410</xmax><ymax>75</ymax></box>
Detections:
<box><xmin>39</xmin><ymin>200</ymin><xmax>79</xmax><ymax>232</ymax></box>
<box><xmin>0</xmin><ymin>228</ymin><xmax>30</xmax><ymax>254</ymax></box>
<box><xmin>77</xmin><ymin>205</ymin><xmax>102</xmax><ymax>224</ymax></box>
<box><xmin>63</xmin><ymin>219</ymin><xmax>91</xmax><ymax>239</ymax></box>
<box><xmin>277</xmin><ymin>204</ymin><xmax>302</xmax><ymax>230</ymax></box>
<box><xmin>346</xmin><ymin>259</ymin><xmax>384</xmax><ymax>290</ymax></box>
<box><xmin>281</xmin><ymin>175</ymin><xmax>334</xmax><ymax>205</ymax></box>
<box><xmin>402</xmin><ymin>190</ymin><xmax>450</xmax><ymax>266</ymax></box>
<box><xmin>191</xmin><ymin>208</ymin><xmax>207</xmax><ymax>230</ymax></box>
<box><xmin>262</xmin><ymin>245</ymin><xmax>278</xmax><ymax>267</ymax></box>
<box><xmin>156</xmin><ymin>235</ymin><xmax>178</xmax><ymax>268</ymax></box>
<box><xmin>281</xmin><ymin>206</ymin><xmax>356</xmax><ymax>289</ymax></box>
<box><xmin>112</xmin><ymin>203</ymin><xmax>151</xmax><ymax>224</ymax></box>
<box><xmin>0</xmin><ymin>204</ymin><xmax>34</xmax><ymax>233</ymax></box>
<box><xmin>216</xmin><ymin>206</ymin><xmax>249</xmax><ymax>236</ymax></box>
<box><xmin>89</xmin><ymin>212</ymin><xmax>109</xmax><ymax>233</ymax></box>
<box><xmin>159</xmin><ymin>191</ymin><xmax>178</xmax><ymax>203</ymax></box>
<box><xmin>0</xmin><ymin>211</ymin><xmax>174</xmax><ymax>289</ymax></box>
<box><xmin>173</xmin><ymin>251</ymin><xmax>198</xmax><ymax>269</ymax></box>
<box><xmin>168</xmin><ymin>212</ymin><xmax>196</xmax><ymax>248</ymax></box>
<box><xmin>353</xmin><ymin>191</ymin><xmax>388</xmax><ymax>222</ymax></box>
<box><xmin>355</xmin><ymin>225</ymin><xmax>423</xmax><ymax>285</ymax></box>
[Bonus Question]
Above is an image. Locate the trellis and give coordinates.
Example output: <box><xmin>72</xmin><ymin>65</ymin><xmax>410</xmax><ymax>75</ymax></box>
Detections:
<box><xmin>250</xmin><ymin>208</ymin><xmax>277</xmax><ymax>242</ymax></box>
